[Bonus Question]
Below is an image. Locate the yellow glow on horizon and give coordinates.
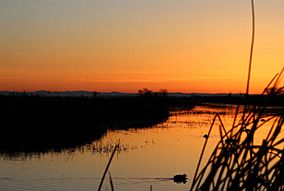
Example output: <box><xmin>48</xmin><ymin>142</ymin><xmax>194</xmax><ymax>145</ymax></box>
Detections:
<box><xmin>1</xmin><ymin>0</ymin><xmax>284</xmax><ymax>93</ymax></box>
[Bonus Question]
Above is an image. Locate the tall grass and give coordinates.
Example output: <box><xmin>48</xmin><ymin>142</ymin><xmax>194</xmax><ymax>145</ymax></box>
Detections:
<box><xmin>190</xmin><ymin>76</ymin><xmax>283</xmax><ymax>190</ymax></box>
<box><xmin>190</xmin><ymin>1</ymin><xmax>284</xmax><ymax>190</ymax></box>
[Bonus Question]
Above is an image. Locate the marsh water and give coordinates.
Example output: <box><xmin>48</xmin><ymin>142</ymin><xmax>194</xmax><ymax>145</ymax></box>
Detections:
<box><xmin>0</xmin><ymin>105</ymin><xmax>277</xmax><ymax>191</ymax></box>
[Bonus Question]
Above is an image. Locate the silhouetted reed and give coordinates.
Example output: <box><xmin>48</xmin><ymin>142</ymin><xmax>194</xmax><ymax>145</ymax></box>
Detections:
<box><xmin>98</xmin><ymin>144</ymin><xmax>119</xmax><ymax>191</ymax></box>
<box><xmin>190</xmin><ymin>0</ymin><xmax>283</xmax><ymax>187</ymax></box>
<box><xmin>190</xmin><ymin>77</ymin><xmax>284</xmax><ymax>190</ymax></box>
<box><xmin>190</xmin><ymin>1</ymin><xmax>284</xmax><ymax>189</ymax></box>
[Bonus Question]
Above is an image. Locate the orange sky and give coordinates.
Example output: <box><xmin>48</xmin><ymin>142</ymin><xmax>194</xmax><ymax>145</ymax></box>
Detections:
<box><xmin>1</xmin><ymin>0</ymin><xmax>284</xmax><ymax>93</ymax></box>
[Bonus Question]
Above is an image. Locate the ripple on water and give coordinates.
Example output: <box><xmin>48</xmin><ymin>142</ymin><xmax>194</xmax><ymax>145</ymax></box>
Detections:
<box><xmin>0</xmin><ymin>106</ymin><xmax>247</xmax><ymax>191</ymax></box>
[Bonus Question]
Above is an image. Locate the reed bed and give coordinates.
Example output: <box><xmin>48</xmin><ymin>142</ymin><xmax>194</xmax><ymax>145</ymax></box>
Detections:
<box><xmin>191</xmin><ymin>0</ymin><xmax>283</xmax><ymax>189</ymax></box>
<box><xmin>190</xmin><ymin>75</ymin><xmax>284</xmax><ymax>190</ymax></box>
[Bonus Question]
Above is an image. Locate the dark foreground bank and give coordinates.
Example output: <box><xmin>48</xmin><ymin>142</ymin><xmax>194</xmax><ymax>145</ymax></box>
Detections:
<box><xmin>1</xmin><ymin>93</ymin><xmax>283</xmax><ymax>154</ymax></box>
<box><xmin>0</xmin><ymin>95</ymin><xmax>175</xmax><ymax>153</ymax></box>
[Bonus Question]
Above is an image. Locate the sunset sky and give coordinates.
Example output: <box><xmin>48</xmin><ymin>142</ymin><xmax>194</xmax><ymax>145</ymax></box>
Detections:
<box><xmin>1</xmin><ymin>0</ymin><xmax>284</xmax><ymax>93</ymax></box>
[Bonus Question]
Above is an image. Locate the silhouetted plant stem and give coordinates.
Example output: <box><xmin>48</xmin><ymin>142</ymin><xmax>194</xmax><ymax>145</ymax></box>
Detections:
<box><xmin>191</xmin><ymin>114</ymin><xmax>218</xmax><ymax>189</ymax></box>
<box><xmin>97</xmin><ymin>144</ymin><xmax>119</xmax><ymax>191</ymax></box>
<box><xmin>246</xmin><ymin>0</ymin><xmax>255</xmax><ymax>96</ymax></box>
<box><xmin>242</xmin><ymin>0</ymin><xmax>256</xmax><ymax>136</ymax></box>
<box><xmin>108</xmin><ymin>172</ymin><xmax>115</xmax><ymax>191</ymax></box>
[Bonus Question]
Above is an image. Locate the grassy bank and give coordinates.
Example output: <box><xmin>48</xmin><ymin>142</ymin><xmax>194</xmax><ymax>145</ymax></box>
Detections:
<box><xmin>0</xmin><ymin>95</ymin><xmax>171</xmax><ymax>153</ymax></box>
<box><xmin>1</xmin><ymin>93</ymin><xmax>282</xmax><ymax>154</ymax></box>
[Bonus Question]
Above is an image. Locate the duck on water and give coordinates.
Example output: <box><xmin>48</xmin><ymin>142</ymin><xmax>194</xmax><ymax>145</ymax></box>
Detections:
<box><xmin>173</xmin><ymin>174</ymin><xmax>187</xmax><ymax>184</ymax></box>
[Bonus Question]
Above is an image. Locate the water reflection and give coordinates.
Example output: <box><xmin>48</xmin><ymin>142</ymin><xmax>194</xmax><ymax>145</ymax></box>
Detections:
<box><xmin>0</xmin><ymin>105</ymin><xmax>281</xmax><ymax>191</ymax></box>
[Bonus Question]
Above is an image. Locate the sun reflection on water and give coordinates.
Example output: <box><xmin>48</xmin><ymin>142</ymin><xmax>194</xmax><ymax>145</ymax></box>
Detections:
<box><xmin>0</xmin><ymin>105</ymin><xmax>282</xmax><ymax>191</ymax></box>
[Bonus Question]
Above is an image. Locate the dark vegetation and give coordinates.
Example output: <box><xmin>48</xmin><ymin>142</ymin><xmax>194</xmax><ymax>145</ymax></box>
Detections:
<box><xmin>1</xmin><ymin>88</ymin><xmax>284</xmax><ymax>154</ymax></box>
<box><xmin>190</xmin><ymin>0</ymin><xmax>284</xmax><ymax>189</ymax></box>
<box><xmin>196</xmin><ymin>93</ymin><xmax>284</xmax><ymax>105</ymax></box>
<box><xmin>190</xmin><ymin>85</ymin><xmax>284</xmax><ymax>191</ymax></box>
<box><xmin>192</xmin><ymin>94</ymin><xmax>284</xmax><ymax>114</ymax></box>
<box><xmin>0</xmin><ymin>94</ymin><xmax>172</xmax><ymax>153</ymax></box>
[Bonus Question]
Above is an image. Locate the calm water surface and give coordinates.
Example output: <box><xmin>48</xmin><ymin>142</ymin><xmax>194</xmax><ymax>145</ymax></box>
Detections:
<box><xmin>0</xmin><ymin>105</ymin><xmax>277</xmax><ymax>191</ymax></box>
